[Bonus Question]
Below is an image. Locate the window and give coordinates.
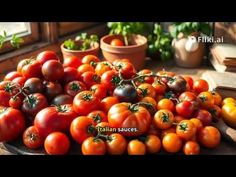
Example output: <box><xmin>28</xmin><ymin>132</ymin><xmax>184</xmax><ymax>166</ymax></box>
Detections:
<box><xmin>0</xmin><ymin>22</ymin><xmax>39</xmax><ymax>53</ymax></box>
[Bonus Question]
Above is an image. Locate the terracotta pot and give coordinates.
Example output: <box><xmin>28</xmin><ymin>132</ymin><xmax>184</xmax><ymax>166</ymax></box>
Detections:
<box><xmin>100</xmin><ymin>34</ymin><xmax>147</xmax><ymax>70</ymax></box>
<box><xmin>61</xmin><ymin>41</ymin><xmax>99</xmax><ymax>60</ymax></box>
<box><xmin>173</xmin><ymin>37</ymin><xmax>205</xmax><ymax>68</ymax></box>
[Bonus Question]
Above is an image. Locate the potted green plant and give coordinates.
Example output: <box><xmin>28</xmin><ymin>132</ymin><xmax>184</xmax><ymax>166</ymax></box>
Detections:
<box><xmin>61</xmin><ymin>32</ymin><xmax>99</xmax><ymax>60</ymax></box>
<box><xmin>171</xmin><ymin>22</ymin><xmax>211</xmax><ymax>68</ymax></box>
<box><xmin>147</xmin><ymin>23</ymin><xmax>173</xmax><ymax>61</ymax></box>
<box><xmin>0</xmin><ymin>31</ymin><xmax>24</xmax><ymax>50</ymax></box>
<box><xmin>100</xmin><ymin>22</ymin><xmax>149</xmax><ymax>70</ymax></box>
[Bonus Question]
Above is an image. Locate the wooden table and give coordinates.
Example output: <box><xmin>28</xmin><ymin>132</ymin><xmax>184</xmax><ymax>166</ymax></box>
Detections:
<box><xmin>1</xmin><ymin>58</ymin><xmax>236</xmax><ymax>155</ymax></box>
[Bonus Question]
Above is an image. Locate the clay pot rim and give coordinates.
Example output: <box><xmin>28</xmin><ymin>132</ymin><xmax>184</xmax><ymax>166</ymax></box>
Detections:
<box><xmin>61</xmin><ymin>41</ymin><xmax>99</xmax><ymax>53</ymax></box>
<box><xmin>100</xmin><ymin>34</ymin><xmax>147</xmax><ymax>53</ymax></box>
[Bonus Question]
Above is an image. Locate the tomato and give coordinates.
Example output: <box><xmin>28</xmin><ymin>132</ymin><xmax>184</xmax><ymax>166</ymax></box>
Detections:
<box><xmin>108</xmin><ymin>102</ymin><xmax>151</xmax><ymax>136</ymax></box>
<box><xmin>152</xmin><ymin>80</ymin><xmax>167</xmax><ymax>95</ymax></box>
<box><xmin>82</xmin><ymin>137</ymin><xmax>106</xmax><ymax>155</ymax></box>
<box><xmin>105</xmin><ymin>133</ymin><xmax>127</xmax><ymax>155</ymax></box>
<box><xmin>63</xmin><ymin>56</ymin><xmax>82</xmax><ymax>68</ymax></box>
<box><xmin>112</xmin><ymin>59</ymin><xmax>130</xmax><ymax>66</ymax></box>
<box><xmin>9</xmin><ymin>96</ymin><xmax>22</xmax><ymax>109</ymax></box>
<box><xmin>0</xmin><ymin>81</ymin><xmax>19</xmax><ymax>96</ymax></box>
<box><xmin>82</xmin><ymin>55</ymin><xmax>100</xmax><ymax>67</ymax></box>
<box><xmin>113</xmin><ymin>84</ymin><xmax>137</xmax><ymax>103</ymax></box>
<box><xmin>110</xmin><ymin>38</ymin><xmax>124</xmax><ymax>46</ymax></box>
<box><xmin>147</xmin><ymin>123</ymin><xmax>161</xmax><ymax>136</ymax></box>
<box><xmin>161</xmin><ymin>127</ymin><xmax>176</xmax><ymax>139</ymax></box>
<box><xmin>4</xmin><ymin>71</ymin><xmax>22</xmax><ymax>81</ymax></box>
<box><xmin>73</xmin><ymin>91</ymin><xmax>100</xmax><ymax>115</ymax></box>
<box><xmin>178</xmin><ymin>91</ymin><xmax>199</xmax><ymax>110</ymax></box>
<box><xmin>18</xmin><ymin>59</ymin><xmax>42</xmax><ymax>79</ymax></box>
<box><xmin>113</xmin><ymin>61</ymin><xmax>136</xmax><ymax>79</ymax></box>
<box><xmin>43</xmin><ymin>81</ymin><xmax>63</xmax><ymax>101</ymax></box>
<box><xmin>183</xmin><ymin>76</ymin><xmax>194</xmax><ymax>90</ymax></box>
<box><xmin>22</xmin><ymin>93</ymin><xmax>48</xmax><ymax>117</ymax></box>
<box><xmin>162</xmin><ymin>133</ymin><xmax>182</xmax><ymax>153</ymax></box>
<box><xmin>90</xmin><ymin>84</ymin><xmax>107</xmax><ymax>99</ymax></box>
<box><xmin>157</xmin><ymin>98</ymin><xmax>175</xmax><ymax>112</ymax></box>
<box><xmin>87</xmin><ymin>110</ymin><xmax>108</xmax><ymax>125</ymax></box>
<box><xmin>70</xmin><ymin>116</ymin><xmax>96</xmax><ymax>144</ymax></box>
<box><xmin>198</xmin><ymin>91</ymin><xmax>214</xmax><ymax>109</ymax></box>
<box><xmin>222</xmin><ymin>103</ymin><xmax>236</xmax><ymax>128</ymax></box>
<box><xmin>153</xmin><ymin>109</ymin><xmax>174</xmax><ymax>130</ymax></box>
<box><xmin>190</xmin><ymin>118</ymin><xmax>203</xmax><ymax>131</ymax></box>
<box><xmin>44</xmin><ymin>132</ymin><xmax>70</xmax><ymax>155</ymax></box>
<box><xmin>176</xmin><ymin>101</ymin><xmax>195</xmax><ymax>118</ymax></box>
<box><xmin>137</xmin><ymin>83</ymin><xmax>156</xmax><ymax>99</ymax></box>
<box><xmin>194</xmin><ymin>109</ymin><xmax>212</xmax><ymax>126</ymax></box>
<box><xmin>0</xmin><ymin>90</ymin><xmax>11</xmax><ymax>107</ymax></box>
<box><xmin>136</xmin><ymin>69</ymin><xmax>154</xmax><ymax>85</ymax></box>
<box><xmin>167</xmin><ymin>76</ymin><xmax>187</xmax><ymax>93</ymax></box>
<box><xmin>64</xmin><ymin>81</ymin><xmax>86</xmax><ymax>97</ymax></box>
<box><xmin>42</xmin><ymin>60</ymin><xmax>64</xmax><ymax>81</ymax></box>
<box><xmin>51</xmin><ymin>94</ymin><xmax>73</xmax><ymax>105</ymax></box>
<box><xmin>36</xmin><ymin>51</ymin><xmax>59</xmax><ymax>65</ymax></box>
<box><xmin>127</xmin><ymin>139</ymin><xmax>146</xmax><ymax>155</ymax></box>
<box><xmin>24</xmin><ymin>77</ymin><xmax>44</xmax><ymax>94</ymax></box>
<box><xmin>101</xmin><ymin>96</ymin><xmax>119</xmax><ymax>113</ymax></box>
<box><xmin>208</xmin><ymin>105</ymin><xmax>221</xmax><ymax>121</ymax></box>
<box><xmin>0</xmin><ymin>107</ymin><xmax>25</xmax><ymax>142</ymax></box>
<box><xmin>12</xmin><ymin>77</ymin><xmax>27</xmax><ymax>87</ymax></box>
<box><xmin>77</xmin><ymin>64</ymin><xmax>95</xmax><ymax>78</ymax></box>
<box><xmin>174</xmin><ymin>115</ymin><xmax>185</xmax><ymax>123</ymax></box>
<box><xmin>222</xmin><ymin>97</ymin><xmax>236</xmax><ymax>106</ymax></box>
<box><xmin>95</xmin><ymin>61</ymin><xmax>113</xmax><ymax>76</ymax></box>
<box><xmin>60</xmin><ymin>67</ymin><xmax>79</xmax><ymax>85</ymax></box>
<box><xmin>198</xmin><ymin>126</ymin><xmax>221</xmax><ymax>148</ymax></box>
<box><xmin>23</xmin><ymin>126</ymin><xmax>44</xmax><ymax>149</ymax></box>
<box><xmin>144</xmin><ymin>135</ymin><xmax>161</xmax><ymax>154</ymax></box>
<box><xmin>140</xmin><ymin>96</ymin><xmax>157</xmax><ymax>115</ymax></box>
<box><xmin>193</xmin><ymin>79</ymin><xmax>209</xmax><ymax>94</ymax></box>
<box><xmin>157</xmin><ymin>70</ymin><xmax>175</xmax><ymax>84</ymax></box>
<box><xmin>183</xmin><ymin>141</ymin><xmax>200</xmax><ymax>155</ymax></box>
<box><xmin>34</xmin><ymin>104</ymin><xmax>77</xmax><ymax>137</ymax></box>
<box><xmin>101</xmin><ymin>70</ymin><xmax>120</xmax><ymax>92</ymax></box>
<box><xmin>176</xmin><ymin>120</ymin><xmax>196</xmax><ymax>141</ymax></box>
<box><xmin>80</xmin><ymin>71</ymin><xmax>101</xmax><ymax>88</ymax></box>
<box><xmin>96</xmin><ymin>122</ymin><xmax>112</xmax><ymax>135</ymax></box>
<box><xmin>210</xmin><ymin>91</ymin><xmax>222</xmax><ymax>106</ymax></box>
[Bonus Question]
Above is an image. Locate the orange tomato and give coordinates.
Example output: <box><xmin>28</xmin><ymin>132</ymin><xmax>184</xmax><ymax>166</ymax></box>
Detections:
<box><xmin>137</xmin><ymin>83</ymin><xmax>156</xmax><ymax>99</ymax></box>
<box><xmin>197</xmin><ymin>91</ymin><xmax>214</xmax><ymax>109</ymax></box>
<box><xmin>110</xmin><ymin>39</ymin><xmax>124</xmax><ymax>46</ymax></box>
<box><xmin>161</xmin><ymin>127</ymin><xmax>176</xmax><ymax>139</ymax></box>
<box><xmin>100</xmin><ymin>96</ymin><xmax>119</xmax><ymax>113</ymax></box>
<box><xmin>176</xmin><ymin>120</ymin><xmax>196</xmax><ymax>141</ymax></box>
<box><xmin>210</xmin><ymin>91</ymin><xmax>222</xmax><ymax>106</ymax></box>
<box><xmin>95</xmin><ymin>61</ymin><xmax>113</xmax><ymax>76</ymax></box>
<box><xmin>157</xmin><ymin>98</ymin><xmax>175</xmax><ymax>112</ymax></box>
<box><xmin>198</xmin><ymin>126</ymin><xmax>221</xmax><ymax>148</ymax></box>
<box><xmin>127</xmin><ymin>139</ymin><xmax>146</xmax><ymax>155</ymax></box>
<box><xmin>81</xmin><ymin>137</ymin><xmax>106</xmax><ymax>155</ymax></box>
<box><xmin>154</xmin><ymin>109</ymin><xmax>174</xmax><ymax>130</ymax></box>
<box><xmin>190</xmin><ymin>118</ymin><xmax>203</xmax><ymax>131</ymax></box>
<box><xmin>183</xmin><ymin>141</ymin><xmax>200</xmax><ymax>155</ymax></box>
<box><xmin>162</xmin><ymin>133</ymin><xmax>182</xmax><ymax>153</ymax></box>
<box><xmin>208</xmin><ymin>105</ymin><xmax>221</xmax><ymax>120</ymax></box>
<box><xmin>174</xmin><ymin>115</ymin><xmax>185</xmax><ymax>123</ymax></box>
<box><xmin>105</xmin><ymin>133</ymin><xmax>127</xmax><ymax>155</ymax></box>
<box><xmin>144</xmin><ymin>135</ymin><xmax>161</xmax><ymax>154</ymax></box>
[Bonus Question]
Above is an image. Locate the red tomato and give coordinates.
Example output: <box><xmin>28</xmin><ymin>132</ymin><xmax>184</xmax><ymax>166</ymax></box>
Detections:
<box><xmin>194</xmin><ymin>109</ymin><xmax>212</xmax><ymax>126</ymax></box>
<box><xmin>80</xmin><ymin>71</ymin><xmax>101</xmax><ymax>88</ymax></box>
<box><xmin>70</xmin><ymin>116</ymin><xmax>96</xmax><ymax>144</ymax></box>
<box><xmin>18</xmin><ymin>59</ymin><xmax>42</xmax><ymax>79</ymax></box>
<box><xmin>12</xmin><ymin>77</ymin><xmax>27</xmax><ymax>87</ymax></box>
<box><xmin>193</xmin><ymin>79</ymin><xmax>209</xmax><ymax>94</ymax></box>
<box><xmin>176</xmin><ymin>101</ymin><xmax>195</xmax><ymax>118</ymax></box>
<box><xmin>95</xmin><ymin>61</ymin><xmax>113</xmax><ymax>76</ymax></box>
<box><xmin>42</xmin><ymin>60</ymin><xmax>64</xmax><ymax>81</ymax></box>
<box><xmin>9</xmin><ymin>96</ymin><xmax>22</xmax><ymax>109</ymax></box>
<box><xmin>100</xmin><ymin>96</ymin><xmax>119</xmax><ymax>113</ymax></box>
<box><xmin>113</xmin><ymin>61</ymin><xmax>136</xmax><ymax>79</ymax></box>
<box><xmin>136</xmin><ymin>69</ymin><xmax>154</xmax><ymax>85</ymax></box>
<box><xmin>22</xmin><ymin>93</ymin><xmax>48</xmax><ymax>117</ymax></box>
<box><xmin>96</xmin><ymin>122</ymin><xmax>112</xmax><ymax>135</ymax></box>
<box><xmin>4</xmin><ymin>71</ymin><xmax>22</xmax><ymax>81</ymax></box>
<box><xmin>208</xmin><ymin>105</ymin><xmax>221</xmax><ymax>120</ymax></box>
<box><xmin>152</xmin><ymin>80</ymin><xmax>167</xmax><ymax>95</ymax></box>
<box><xmin>64</xmin><ymin>81</ymin><xmax>87</xmax><ymax>97</ymax></box>
<box><xmin>73</xmin><ymin>91</ymin><xmax>100</xmax><ymax>115</ymax></box>
<box><xmin>36</xmin><ymin>51</ymin><xmax>59</xmax><ymax>65</ymax></box>
<box><xmin>23</xmin><ymin>126</ymin><xmax>44</xmax><ymax>149</ymax></box>
<box><xmin>63</xmin><ymin>56</ymin><xmax>82</xmax><ymax>68</ymax></box>
<box><xmin>0</xmin><ymin>107</ymin><xmax>25</xmax><ymax>142</ymax></box>
<box><xmin>82</xmin><ymin>55</ymin><xmax>100</xmax><ymax>67</ymax></box>
<box><xmin>24</xmin><ymin>77</ymin><xmax>44</xmax><ymax>94</ymax></box>
<box><xmin>82</xmin><ymin>137</ymin><xmax>106</xmax><ymax>155</ymax></box>
<box><xmin>0</xmin><ymin>90</ymin><xmax>11</xmax><ymax>107</ymax></box>
<box><xmin>34</xmin><ymin>104</ymin><xmax>77</xmax><ymax>137</ymax></box>
<box><xmin>51</xmin><ymin>94</ymin><xmax>73</xmax><ymax>105</ymax></box>
<box><xmin>110</xmin><ymin>38</ymin><xmax>124</xmax><ymax>46</ymax></box>
<box><xmin>87</xmin><ymin>110</ymin><xmax>108</xmax><ymax>125</ymax></box>
<box><xmin>108</xmin><ymin>102</ymin><xmax>151</xmax><ymax>136</ymax></box>
<box><xmin>44</xmin><ymin>132</ymin><xmax>70</xmax><ymax>155</ymax></box>
<box><xmin>101</xmin><ymin>70</ymin><xmax>121</xmax><ymax>92</ymax></box>
<box><xmin>60</xmin><ymin>67</ymin><xmax>79</xmax><ymax>85</ymax></box>
<box><xmin>183</xmin><ymin>76</ymin><xmax>194</xmax><ymax>90</ymax></box>
<box><xmin>179</xmin><ymin>91</ymin><xmax>199</xmax><ymax>110</ymax></box>
<box><xmin>43</xmin><ymin>81</ymin><xmax>63</xmax><ymax>101</ymax></box>
<box><xmin>90</xmin><ymin>84</ymin><xmax>107</xmax><ymax>99</ymax></box>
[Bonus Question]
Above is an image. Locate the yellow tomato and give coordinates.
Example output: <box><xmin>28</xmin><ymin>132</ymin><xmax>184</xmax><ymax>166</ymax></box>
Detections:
<box><xmin>222</xmin><ymin>103</ymin><xmax>236</xmax><ymax>128</ymax></box>
<box><xmin>222</xmin><ymin>97</ymin><xmax>236</xmax><ymax>106</ymax></box>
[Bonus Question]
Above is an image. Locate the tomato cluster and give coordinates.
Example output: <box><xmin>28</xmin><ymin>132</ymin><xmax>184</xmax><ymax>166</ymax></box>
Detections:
<box><xmin>0</xmin><ymin>51</ymin><xmax>224</xmax><ymax>155</ymax></box>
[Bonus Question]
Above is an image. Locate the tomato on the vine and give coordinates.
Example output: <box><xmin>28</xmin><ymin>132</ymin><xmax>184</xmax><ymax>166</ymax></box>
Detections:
<box><xmin>152</xmin><ymin>80</ymin><xmax>167</xmax><ymax>95</ymax></box>
<box><xmin>113</xmin><ymin>61</ymin><xmax>136</xmax><ymax>79</ymax></box>
<box><xmin>101</xmin><ymin>70</ymin><xmax>121</xmax><ymax>92</ymax></box>
<box><xmin>9</xmin><ymin>96</ymin><xmax>22</xmax><ymax>109</ymax></box>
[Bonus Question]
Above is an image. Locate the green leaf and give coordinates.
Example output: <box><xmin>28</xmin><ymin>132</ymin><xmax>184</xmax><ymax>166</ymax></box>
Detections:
<box><xmin>10</xmin><ymin>34</ymin><xmax>24</xmax><ymax>48</ymax></box>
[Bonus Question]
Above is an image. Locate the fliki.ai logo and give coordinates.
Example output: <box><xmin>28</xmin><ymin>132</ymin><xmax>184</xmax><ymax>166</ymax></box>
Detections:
<box><xmin>188</xmin><ymin>35</ymin><xmax>224</xmax><ymax>43</ymax></box>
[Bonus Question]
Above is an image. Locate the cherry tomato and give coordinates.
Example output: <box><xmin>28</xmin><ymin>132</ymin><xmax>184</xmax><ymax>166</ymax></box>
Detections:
<box><xmin>137</xmin><ymin>69</ymin><xmax>154</xmax><ymax>85</ymax></box>
<box><xmin>137</xmin><ymin>83</ymin><xmax>156</xmax><ymax>99</ymax></box>
<box><xmin>95</xmin><ymin>61</ymin><xmax>113</xmax><ymax>76</ymax></box>
<box><xmin>12</xmin><ymin>77</ymin><xmax>27</xmax><ymax>87</ymax></box>
<box><xmin>18</xmin><ymin>59</ymin><xmax>42</xmax><ymax>79</ymax></box>
<box><xmin>63</xmin><ymin>56</ymin><xmax>82</xmax><ymax>68</ymax></box>
<box><xmin>210</xmin><ymin>91</ymin><xmax>222</xmax><ymax>106</ymax></box>
<box><xmin>0</xmin><ymin>90</ymin><xmax>11</xmax><ymax>107</ymax></box>
<box><xmin>162</xmin><ymin>133</ymin><xmax>182</xmax><ymax>153</ymax></box>
<box><xmin>161</xmin><ymin>127</ymin><xmax>176</xmax><ymax>139</ymax></box>
<box><xmin>82</xmin><ymin>137</ymin><xmax>106</xmax><ymax>155</ymax></box>
<box><xmin>64</xmin><ymin>81</ymin><xmax>87</xmax><ymax>97</ymax></box>
<box><xmin>198</xmin><ymin>91</ymin><xmax>214</xmax><ymax>109</ymax></box>
<box><xmin>60</xmin><ymin>67</ymin><xmax>79</xmax><ymax>85</ymax></box>
<box><xmin>178</xmin><ymin>91</ymin><xmax>199</xmax><ymax>110</ymax></box>
<box><xmin>101</xmin><ymin>70</ymin><xmax>120</xmax><ymax>92</ymax></box>
<box><xmin>190</xmin><ymin>118</ymin><xmax>203</xmax><ymax>131</ymax></box>
<box><xmin>80</xmin><ymin>71</ymin><xmax>100</xmax><ymax>88</ymax></box>
<box><xmin>110</xmin><ymin>38</ymin><xmax>124</xmax><ymax>46</ymax></box>
<box><xmin>176</xmin><ymin>101</ymin><xmax>195</xmax><ymax>118</ymax></box>
<box><xmin>36</xmin><ymin>50</ymin><xmax>59</xmax><ymax>65</ymax></box>
<box><xmin>82</xmin><ymin>55</ymin><xmax>100</xmax><ymax>67</ymax></box>
<box><xmin>90</xmin><ymin>84</ymin><xmax>107</xmax><ymax>100</ymax></box>
<box><xmin>4</xmin><ymin>71</ymin><xmax>22</xmax><ymax>81</ymax></box>
<box><xmin>144</xmin><ymin>135</ymin><xmax>161</xmax><ymax>154</ymax></box>
<box><xmin>183</xmin><ymin>76</ymin><xmax>194</xmax><ymax>90</ymax></box>
<box><xmin>176</xmin><ymin>120</ymin><xmax>196</xmax><ymax>141</ymax></box>
<box><xmin>87</xmin><ymin>110</ymin><xmax>108</xmax><ymax>125</ymax></box>
<box><xmin>44</xmin><ymin>132</ymin><xmax>70</xmax><ymax>155</ymax></box>
<box><xmin>101</xmin><ymin>96</ymin><xmax>131</xmax><ymax>113</ymax></box>
<box><xmin>157</xmin><ymin>98</ymin><xmax>175</xmax><ymax>112</ymax></box>
<box><xmin>194</xmin><ymin>109</ymin><xmax>212</xmax><ymax>126</ymax></box>
<box><xmin>9</xmin><ymin>96</ymin><xmax>22</xmax><ymax>109</ymax></box>
<box><xmin>154</xmin><ymin>109</ymin><xmax>174</xmax><ymax>130</ymax></box>
<box><xmin>193</xmin><ymin>79</ymin><xmax>209</xmax><ymax>94</ymax></box>
<box><xmin>113</xmin><ymin>61</ymin><xmax>136</xmax><ymax>79</ymax></box>
<box><xmin>208</xmin><ymin>105</ymin><xmax>221</xmax><ymax>121</ymax></box>
<box><xmin>23</xmin><ymin>126</ymin><xmax>44</xmax><ymax>149</ymax></box>
<box><xmin>127</xmin><ymin>139</ymin><xmax>146</xmax><ymax>155</ymax></box>
<box><xmin>183</xmin><ymin>141</ymin><xmax>200</xmax><ymax>155</ymax></box>
<box><xmin>105</xmin><ymin>133</ymin><xmax>127</xmax><ymax>155</ymax></box>
<box><xmin>43</xmin><ymin>81</ymin><xmax>63</xmax><ymax>101</ymax></box>
<box><xmin>42</xmin><ymin>60</ymin><xmax>64</xmax><ymax>81</ymax></box>
<box><xmin>152</xmin><ymin>80</ymin><xmax>167</xmax><ymax>95</ymax></box>
<box><xmin>77</xmin><ymin>64</ymin><xmax>95</xmax><ymax>78</ymax></box>
<box><xmin>198</xmin><ymin>126</ymin><xmax>221</xmax><ymax>148</ymax></box>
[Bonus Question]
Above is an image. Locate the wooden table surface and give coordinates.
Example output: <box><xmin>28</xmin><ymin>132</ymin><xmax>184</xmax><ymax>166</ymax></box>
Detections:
<box><xmin>1</xmin><ymin>58</ymin><xmax>236</xmax><ymax>155</ymax></box>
